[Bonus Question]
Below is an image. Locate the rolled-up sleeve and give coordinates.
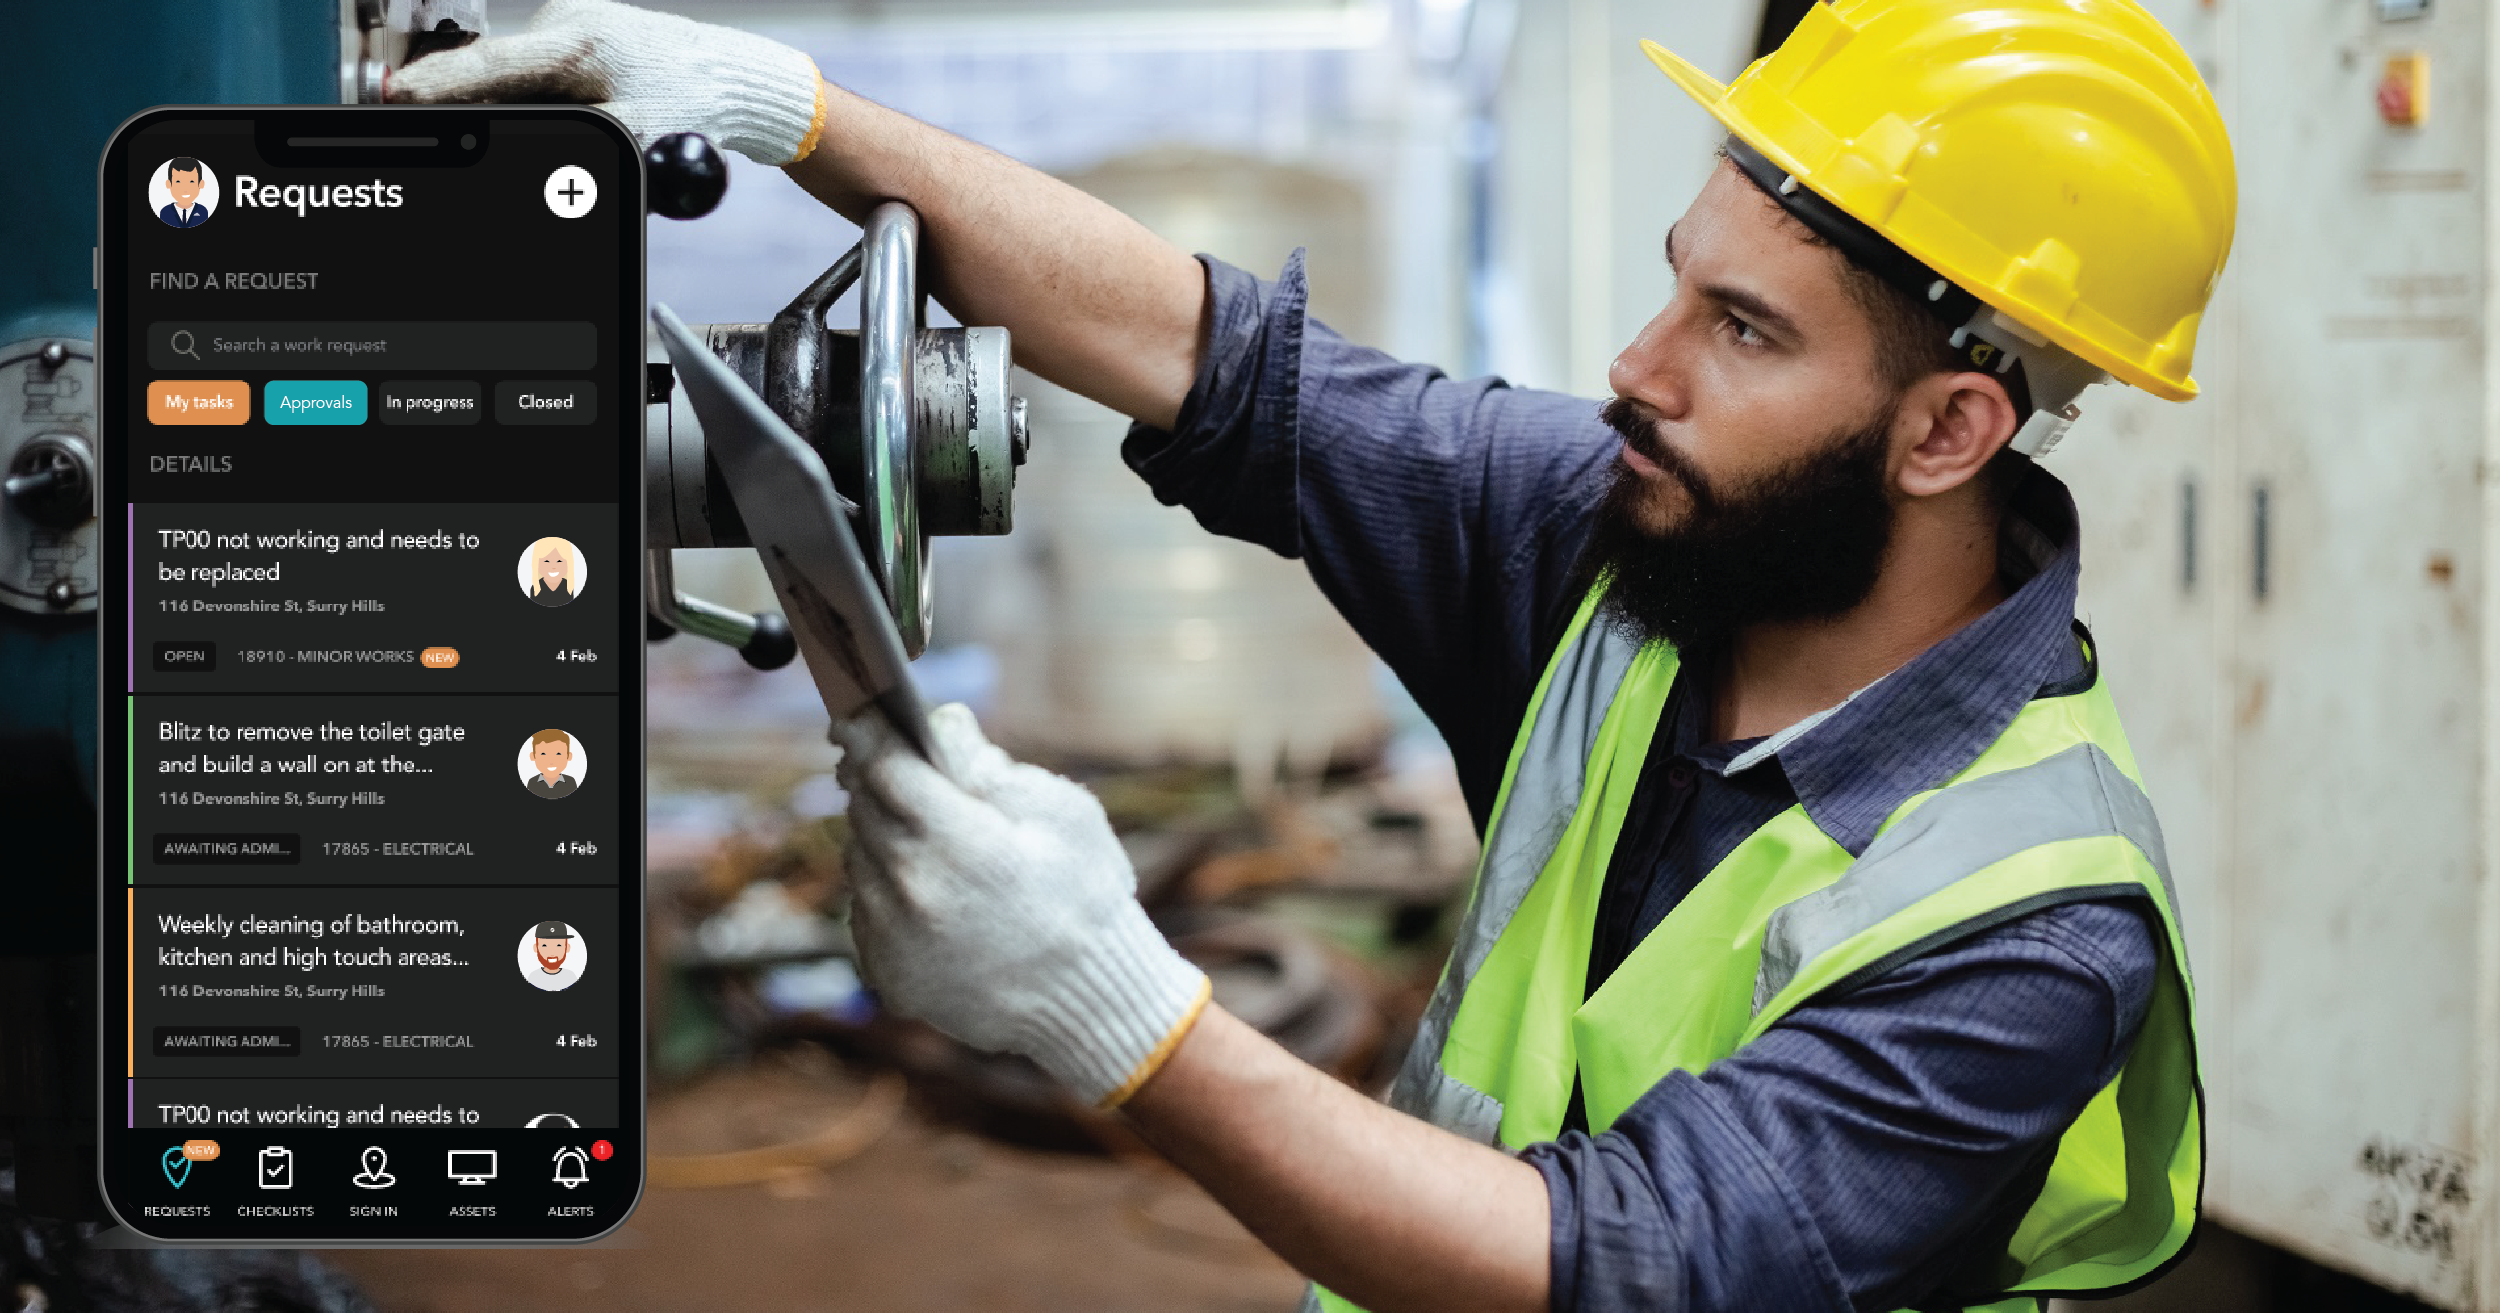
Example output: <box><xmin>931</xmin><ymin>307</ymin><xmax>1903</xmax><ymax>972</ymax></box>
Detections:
<box><xmin>1523</xmin><ymin>898</ymin><xmax>2160</xmax><ymax>1313</ymax></box>
<box><xmin>1123</xmin><ymin>252</ymin><xmax>1620</xmax><ymax>816</ymax></box>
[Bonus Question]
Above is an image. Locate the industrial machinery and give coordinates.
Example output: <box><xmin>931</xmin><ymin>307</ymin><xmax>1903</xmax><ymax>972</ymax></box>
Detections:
<box><xmin>340</xmin><ymin>0</ymin><xmax>487</xmax><ymax>104</ymax></box>
<box><xmin>640</xmin><ymin>141</ymin><xmax>1028</xmax><ymax>667</ymax></box>
<box><xmin>2</xmin><ymin>0</ymin><xmax>488</xmax><ymax>1229</ymax></box>
<box><xmin>5</xmin><ymin>0</ymin><xmax>1020</xmax><ymax>1233</ymax></box>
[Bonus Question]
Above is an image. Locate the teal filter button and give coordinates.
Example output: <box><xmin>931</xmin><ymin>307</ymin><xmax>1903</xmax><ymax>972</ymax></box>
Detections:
<box><xmin>263</xmin><ymin>380</ymin><xmax>368</xmax><ymax>425</ymax></box>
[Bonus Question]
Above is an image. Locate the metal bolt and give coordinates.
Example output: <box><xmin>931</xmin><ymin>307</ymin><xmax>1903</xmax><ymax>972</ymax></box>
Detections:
<box><xmin>38</xmin><ymin>341</ymin><xmax>65</xmax><ymax>369</ymax></box>
<box><xmin>45</xmin><ymin>580</ymin><xmax>74</xmax><ymax>609</ymax></box>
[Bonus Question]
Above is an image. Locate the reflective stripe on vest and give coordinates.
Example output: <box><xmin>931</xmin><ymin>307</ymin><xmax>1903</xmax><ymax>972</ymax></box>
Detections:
<box><xmin>1317</xmin><ymin>585</ymin><xmax>2201</xmax><ymax>1313</ymax></box>
<box><xmin>1379</xmin><ymin>601</ymin><xmax>1653</xmax><ymax>1146</ymax></box>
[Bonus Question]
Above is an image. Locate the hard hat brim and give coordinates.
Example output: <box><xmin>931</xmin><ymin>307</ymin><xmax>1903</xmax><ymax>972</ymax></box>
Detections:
<box><xmin>1638</xmin><ymin>37</ymin><xmax>2202</xmax><ymax>402</ymax></box>
<box><xmin>1639</xmin><ymin>40</ymin><xmax>1819</xmax><ymax>194</ymax></box>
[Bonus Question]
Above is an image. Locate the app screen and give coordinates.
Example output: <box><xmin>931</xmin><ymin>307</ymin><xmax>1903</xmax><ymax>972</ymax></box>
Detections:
<box><xmin>98</xmin><ymin>110</ymin><xmax>643</xmax><ymax>1242</ymax></box>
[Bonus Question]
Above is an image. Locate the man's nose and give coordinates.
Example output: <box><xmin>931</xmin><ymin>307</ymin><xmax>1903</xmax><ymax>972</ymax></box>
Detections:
<box><xmin>1608</xmin><ymin>312</ymin><xmax>1689</xmax><ymax>420</ymax></box>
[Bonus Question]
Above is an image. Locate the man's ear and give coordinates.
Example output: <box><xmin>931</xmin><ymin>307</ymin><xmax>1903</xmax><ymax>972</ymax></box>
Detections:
<box><xmin>1895</xmin><ymin>371</ymin><xmax>2018</xmax><ymax>499</ymax></box>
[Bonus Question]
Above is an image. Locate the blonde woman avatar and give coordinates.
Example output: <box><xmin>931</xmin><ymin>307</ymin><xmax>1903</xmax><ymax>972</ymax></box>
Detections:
<box><xmin>521</xmin><ymin>537</ymin><xmax>583</xmax><ymax>608</ymax></box>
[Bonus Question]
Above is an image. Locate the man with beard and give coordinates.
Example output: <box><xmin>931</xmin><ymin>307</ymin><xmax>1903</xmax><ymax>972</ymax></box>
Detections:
<box><xmin>400</xmin><ymin>1</ymin><xmax>2224</xmax><ymax>1308</ymax></box>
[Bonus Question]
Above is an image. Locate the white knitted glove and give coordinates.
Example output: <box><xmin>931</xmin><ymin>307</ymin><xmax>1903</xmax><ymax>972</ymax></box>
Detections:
<box><xmin>388</xmin><ymin>0</ymin><xmax>827</xmax><ymax>165</ymax></box>
<box><xmin>834</xmin><ymin>704</ymin><xmax>1211</xmax><ymax>1107</ymax></box>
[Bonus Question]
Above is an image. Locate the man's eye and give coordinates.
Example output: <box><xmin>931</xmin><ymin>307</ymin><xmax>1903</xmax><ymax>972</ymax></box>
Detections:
<box><xmin>1724</xmin><ymin>314</ymin><xmax>1764</xmax><ymax>346</ymax></box>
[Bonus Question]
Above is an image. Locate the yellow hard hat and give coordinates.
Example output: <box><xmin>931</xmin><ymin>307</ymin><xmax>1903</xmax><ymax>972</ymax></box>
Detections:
<box><xmin>1644</xmin><ymin>0</ymin><xmax>2235</xmax><ymax>401</ymax></box>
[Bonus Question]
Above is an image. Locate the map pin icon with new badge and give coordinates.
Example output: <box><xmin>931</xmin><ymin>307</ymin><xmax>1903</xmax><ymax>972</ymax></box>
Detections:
<box><xmin>162</xmin><ymin>1146</ymin><xmax>191</xmax><ymax>1188</ymax></box>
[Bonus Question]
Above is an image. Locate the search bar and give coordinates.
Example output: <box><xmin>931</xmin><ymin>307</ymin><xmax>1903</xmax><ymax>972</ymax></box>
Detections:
<box><xmin>148</xmin><ymin>322</ymin><xmax>596</xmax><ymax>373</ymax></box>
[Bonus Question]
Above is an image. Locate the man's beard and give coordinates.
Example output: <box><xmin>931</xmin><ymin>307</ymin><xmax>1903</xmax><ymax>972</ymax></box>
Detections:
<box><xmin>538</xmin><ymin>951</ymin><xmax>565</xmax><ymax>972</ymax></box>
<box><xmin>1577</xmin><ymin>397</ymin><xmax>1899</xmax><ymax>651</ymax></box>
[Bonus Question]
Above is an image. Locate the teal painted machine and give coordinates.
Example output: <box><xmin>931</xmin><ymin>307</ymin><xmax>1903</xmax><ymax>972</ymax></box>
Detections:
<box><xmin>0</xmin><ymin>0</ymin><xmax>478</xmax><ymax>1221</ymax></box>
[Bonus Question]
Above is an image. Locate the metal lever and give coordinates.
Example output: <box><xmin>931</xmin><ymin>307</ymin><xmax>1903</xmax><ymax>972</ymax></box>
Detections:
<box><xmin>636</xmin><ymin>131</ymin><xmax>787</xmax><ymax>665</ymax></box>
<box><xmin>645</xmin><ymin>548</ymin><xmax>796</xmax><ymax>670</ymax></box>
<box><xmin>644</xmin><ymin>198</ymin><xmax>1024</xmax><ymax>667</ymax></box>
<box><xmin>3</xmin><ymin>434</ymin><xmax>92</xmax><ymax>528</ymax></box>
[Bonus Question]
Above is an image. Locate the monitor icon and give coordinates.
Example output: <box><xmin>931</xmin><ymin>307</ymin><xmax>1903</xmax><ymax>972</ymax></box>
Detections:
<box><xmin>447</xmin><ymin>1149</ymin><xmax>499</xmax><ymax>1185</ymax></box>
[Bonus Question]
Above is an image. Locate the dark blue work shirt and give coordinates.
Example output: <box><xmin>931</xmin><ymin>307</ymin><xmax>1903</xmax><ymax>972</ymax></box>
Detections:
<box><xmin>1123</xmin><ymin>252</ymin><xmax>2160</xmax><ymax>1313</ymax></box>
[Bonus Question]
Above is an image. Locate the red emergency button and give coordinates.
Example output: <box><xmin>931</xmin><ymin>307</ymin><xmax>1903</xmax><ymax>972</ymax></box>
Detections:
<box><xmin>2379</xmin><ymin>53</ymin><xmax>2429</xmax><ymax>127</ymax></box>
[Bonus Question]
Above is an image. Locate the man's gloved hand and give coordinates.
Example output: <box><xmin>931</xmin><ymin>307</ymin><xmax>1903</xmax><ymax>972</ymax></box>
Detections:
<box><xmin>833</xmin><ymin>704</ymin><xmax>1211</xmax><ymax>1107</ymax></box>
<box><xmin>387</xmin><ymin>0</ymin><xmax>827</xmax><ymax>165</ymax></box>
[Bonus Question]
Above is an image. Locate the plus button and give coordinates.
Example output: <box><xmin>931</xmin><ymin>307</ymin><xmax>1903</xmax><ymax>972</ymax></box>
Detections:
<box><xmin>543</xmin><ymin>166</ymin><xmax>598</xmax><ymax>218</ymax></box>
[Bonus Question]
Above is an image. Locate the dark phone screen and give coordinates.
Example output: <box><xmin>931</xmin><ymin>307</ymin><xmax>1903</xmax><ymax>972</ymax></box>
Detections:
<box><xmin>96</xmin><ymin>108</ymin><xmax>644</xmax><ymax>1243</ymax></box>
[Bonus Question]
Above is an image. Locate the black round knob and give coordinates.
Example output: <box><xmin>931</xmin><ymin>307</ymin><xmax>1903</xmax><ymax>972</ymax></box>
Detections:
<box><xmin>739</xmin><ymin>611</ymin><xmax>797</xmax><ymax>671</ymax></box>
<box><xmin>645</xmin><ymin>133</ymin><xmax>727</xmax><ymax>220</ymax></box>
<box><xmin>4</xmin><ymin>435</ymin><xmax>92</xmax><ymax>530</ymax></box>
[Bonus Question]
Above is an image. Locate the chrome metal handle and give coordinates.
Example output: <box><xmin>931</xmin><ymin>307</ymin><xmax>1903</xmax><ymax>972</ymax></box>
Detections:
<box><xmin>860</xmin><ymin>202</ymin><xmax>931</xmax><ymax>655</ymax></box>
<box><xmin>645</xmin><ymin>549</ymin><xmax>795</xmax><ymax>670</ymax></box>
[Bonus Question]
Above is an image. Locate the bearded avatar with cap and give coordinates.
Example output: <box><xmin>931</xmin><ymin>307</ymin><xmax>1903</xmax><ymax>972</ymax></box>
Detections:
<box><xmin>525</xmin><ymin>921</ymin><xmax>583</xmax><ymax>992</ymax></box>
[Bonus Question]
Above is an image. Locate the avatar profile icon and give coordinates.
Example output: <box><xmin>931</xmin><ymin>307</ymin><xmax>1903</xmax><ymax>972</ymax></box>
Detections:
<box><xmin>519</xmin><ymin>728</ymin><xmax>585</xmax><ymax>800</ymax></box>
<box><xmin>520</xmin><ymin>536</ymin><xmax>585</xmax><ymax>607</ymax></box>
<box><xmin>151</xmin><ymin>157</ymin><xmax>218</xmax><ymax>229</ymax></box>
<box><xmin>519</xmin><ymin>921</ymin><xmax>587</xmax><ymax>992</ymax></box>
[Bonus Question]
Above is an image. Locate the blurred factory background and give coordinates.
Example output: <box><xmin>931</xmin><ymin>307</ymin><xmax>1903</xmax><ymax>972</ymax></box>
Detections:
<box><xmin>476</xmin><ymin>0</ymin><xmax>2493</xmax><ymax>1310</ymax></box>
<box><xmin>384</xmin><ymin>3</ymin><xmax>1796</xmax><ymax>1308</ymax></box>
<box><xmin>7</xmin><ymin>0</ymin><xmax>2496</xmax><ymax>1309</ymax></box>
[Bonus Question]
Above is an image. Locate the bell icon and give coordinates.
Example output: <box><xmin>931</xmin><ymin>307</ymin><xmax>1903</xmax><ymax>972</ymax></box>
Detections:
<box><xmin>552</xmin><ymin>1145</ymin><xmax>590</xmax><ymax>1190</ymax></box>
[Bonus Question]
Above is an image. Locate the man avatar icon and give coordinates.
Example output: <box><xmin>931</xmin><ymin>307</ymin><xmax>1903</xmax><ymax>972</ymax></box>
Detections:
<box><xmin>159</xmin><ymin>158</ymin><xmax>212</xmax><ymax>228</ymax></box>
<box><xmin>353</xmin><ymin>1146</ymin><xmax>396</xmax><ymax>1189</ymax></box>
<box><xmin>522</xmin><ymin>920</ymin><xmax>586</xmax><ymax>992</ymax></box>
<box><xmin>524</xmin><ymin>728</ymin><xmax>580</xmax><ymax>800</ymax></box>
<box><xmin>535</xmin><ymin>922</ymin><xmax>570</xmax><ymax>975</ymax></box>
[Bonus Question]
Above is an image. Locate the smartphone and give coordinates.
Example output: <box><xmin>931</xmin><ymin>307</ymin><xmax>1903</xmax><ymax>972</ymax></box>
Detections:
<box><xmin>96</xmin><ymin>107</ymin><xmax>644</xmax><ymax>1243</ymax></box>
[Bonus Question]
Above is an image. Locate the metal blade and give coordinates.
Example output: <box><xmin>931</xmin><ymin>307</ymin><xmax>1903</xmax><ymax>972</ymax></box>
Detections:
<box><xmin>651</xmin><ymin>302</ymin><xmax>933</xmax><ymax>759</ymax></box>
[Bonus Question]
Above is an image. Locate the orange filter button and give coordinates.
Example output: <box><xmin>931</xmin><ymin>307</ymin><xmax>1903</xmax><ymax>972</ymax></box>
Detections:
<box><xmin>148</xmin><ymin>380</ymin><xmax>250</xmax><ymax>426</ymax></box>
<box><xmin>420</xmin><ymin>647</ymin><xmax>460</xmax><ymax>669</ymax></box>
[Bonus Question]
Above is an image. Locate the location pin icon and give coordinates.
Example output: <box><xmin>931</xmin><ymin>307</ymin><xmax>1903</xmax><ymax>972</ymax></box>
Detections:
<box><xmin>162</xmin><ymin>1146</ymin><xmax>191</xmax><ymax>1188</ymax></box>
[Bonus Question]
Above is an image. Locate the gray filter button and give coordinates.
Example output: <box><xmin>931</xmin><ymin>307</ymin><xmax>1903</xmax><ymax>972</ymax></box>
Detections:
<box><xmin>494</xmin><ymin>380</ymin><xmax>596</xmax><ymax>426</ymax></box>
<box><xmin>377</xmin><ymin>380</ymin><xmax>482</xmax><ymax>426</ymax></box>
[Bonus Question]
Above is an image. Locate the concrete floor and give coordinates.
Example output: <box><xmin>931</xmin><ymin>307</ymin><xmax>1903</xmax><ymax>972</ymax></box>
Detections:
<box><xmin>326</xmin><ymin>1062</ymin><xmax>1305</xmax><ymax>1313</ymax></box>
<box><xmin>323</xmin><ymin>1057</ymin><xmax>2442</xmax><ymax>1313</ymax></box>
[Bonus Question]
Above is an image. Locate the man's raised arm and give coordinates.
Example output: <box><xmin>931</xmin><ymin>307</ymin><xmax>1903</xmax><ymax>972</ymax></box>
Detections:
<box><xmin>783</xmin><ymin>85</ymin><xmax>1207</xmax><ymax>430</ymax></box>
<box><xmin>391</xmin><ymin>0</ymin><xmax>1209</xmax><ymax>429</ymax></box>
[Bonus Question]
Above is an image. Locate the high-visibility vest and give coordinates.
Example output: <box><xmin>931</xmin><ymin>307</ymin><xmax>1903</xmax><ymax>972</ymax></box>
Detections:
<box><xmin>1314</xmin><ymin>585</ymin><xmax>2200</xmax><ymax>1313</ymax></box>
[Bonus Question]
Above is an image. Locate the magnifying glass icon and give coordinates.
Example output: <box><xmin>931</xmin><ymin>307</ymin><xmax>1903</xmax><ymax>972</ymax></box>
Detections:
<box><xmin>170</xmin><ymin>329</ymin><xmax>200</xmax><ymax>362</ymax></box>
